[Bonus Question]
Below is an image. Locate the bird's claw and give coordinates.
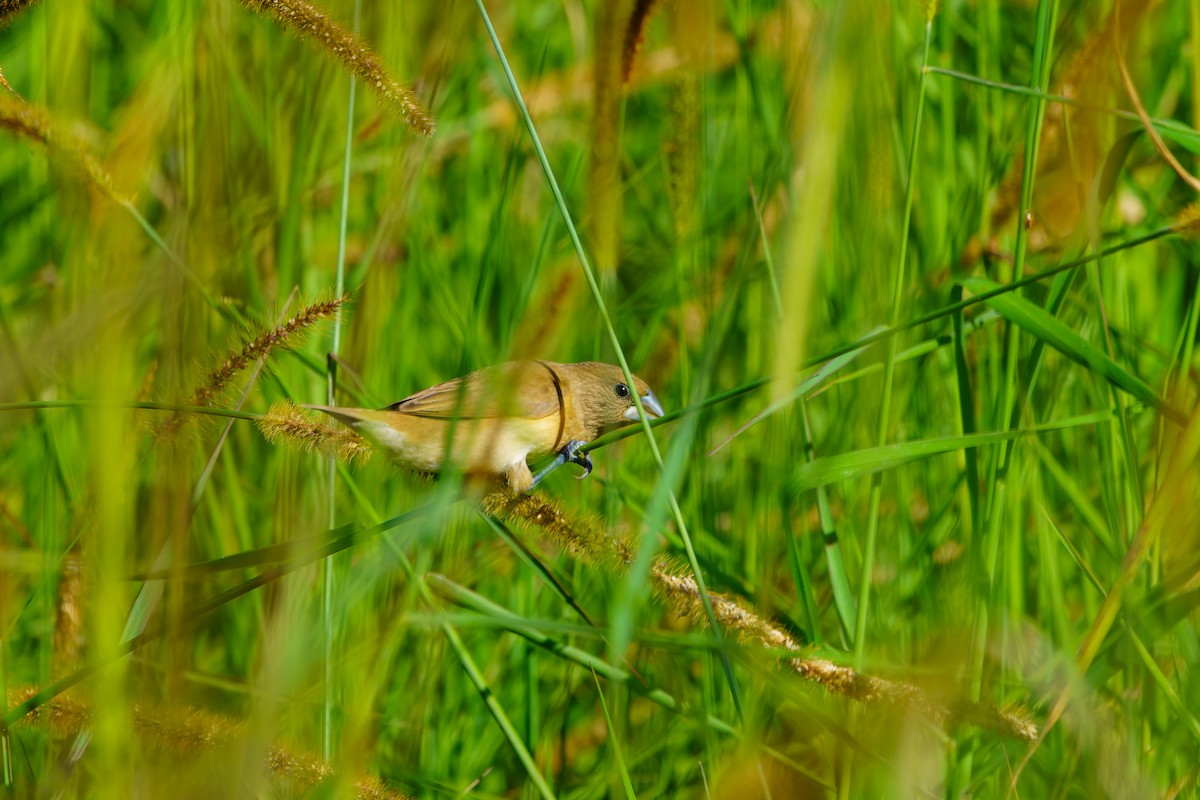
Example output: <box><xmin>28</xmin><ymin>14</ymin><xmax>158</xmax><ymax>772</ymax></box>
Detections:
<box><xmin>562</xmin><ymin>440</ymin><xmax>593</xmax><ymax>480</ymax></box>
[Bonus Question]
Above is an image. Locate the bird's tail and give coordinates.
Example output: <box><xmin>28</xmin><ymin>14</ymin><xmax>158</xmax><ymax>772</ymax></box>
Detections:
<box><xmin>303</xmin><ymin>404</ymin><xmax>382</xmax><ymax>427</ymax></box>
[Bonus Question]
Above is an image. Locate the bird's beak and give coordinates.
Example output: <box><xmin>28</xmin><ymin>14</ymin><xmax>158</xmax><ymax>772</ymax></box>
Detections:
<box><xmin>624</xmin><ymin>390</ymin><xmax>664</xmax><ymax>421</ymax></box>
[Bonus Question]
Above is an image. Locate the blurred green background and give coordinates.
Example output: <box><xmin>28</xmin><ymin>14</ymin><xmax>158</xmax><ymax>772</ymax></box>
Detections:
<box><xmin>3</xmin><ymin>0</ymin><xmax>1200</xmax><ymax>797</ymax></box>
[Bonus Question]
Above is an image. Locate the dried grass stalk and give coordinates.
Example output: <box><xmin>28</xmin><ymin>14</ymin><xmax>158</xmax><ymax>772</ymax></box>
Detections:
<box><xmin>7</xmin><ymin>687</ymin><xmax>412</xmax><ymax>799</ymax></box>
<box><xmin>240</xmin><ymin>0</ymin><xmax>435</xmax><ymax>136</ymax></box>
<box><xmin>589</xmin><ymin>0</ymin><xmax>629</xmax><ymax>278</ymax></box>
<box><xmin>1113</xmin><ymin>0</ymin><xmax>1200</xmax><ymax>194</ymax></box>
<box><xmin>621</xmin><ymin>0</ymin><xmax>665</xmax><ymax>82</ymax></box>
<box><xmin>53</xmin><ymin>556</ymin><xmax>85</xmax><ymax>672</ymax></box>
<box><xmin>663</xmin><ymin>72</ymin><xmax>698</xmax><ymax>242</ymax></box>
<box><xmin>0</xmin><ymin>92</ymin><xmax>122</xmax><ymax>201</ymax></box>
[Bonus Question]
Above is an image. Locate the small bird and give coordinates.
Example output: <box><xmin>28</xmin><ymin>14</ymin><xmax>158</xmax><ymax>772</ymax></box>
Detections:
<box><xmin>308</xmin><ymin>361</ymin><xmax>664</xmax><ymax>492</ymax></box>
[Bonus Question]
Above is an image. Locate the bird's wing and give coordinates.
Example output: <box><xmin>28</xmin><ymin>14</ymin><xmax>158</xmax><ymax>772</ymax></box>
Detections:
<box><xmin>384</xmin><ymin>362</ymin><xmax>560</xmax><ymax>420</ymax></box>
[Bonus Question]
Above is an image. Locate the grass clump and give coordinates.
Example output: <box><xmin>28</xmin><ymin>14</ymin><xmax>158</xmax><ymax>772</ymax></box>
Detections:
<box><xmin>5</xmin><ymin>2</ymin><xmax>1200</xmax><ymax>797</ymax></box>
<box><xmin>489</xmin><ymin>487</ymin><xmax>1038</xmax><ymax>742</ymax></box>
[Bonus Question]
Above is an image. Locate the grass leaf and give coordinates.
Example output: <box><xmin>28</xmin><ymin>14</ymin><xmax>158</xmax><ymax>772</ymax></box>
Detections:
<box><xmin>964</xmin><ymin>276</ymin><xmax>1184</xmax><ymax>424</ymax></box>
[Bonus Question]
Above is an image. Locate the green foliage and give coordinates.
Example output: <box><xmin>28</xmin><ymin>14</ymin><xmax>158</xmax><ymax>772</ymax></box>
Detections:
<box><xmin>2</xmin><ymin>0</ymin><xmax>1200</xmax><ymax>797</ymax></box>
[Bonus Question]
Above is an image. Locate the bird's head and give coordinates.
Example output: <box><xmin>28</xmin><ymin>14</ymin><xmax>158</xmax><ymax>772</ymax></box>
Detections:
<box><xmin>560</xmin><ymin>362</ymin><xmax>664</xmax><ymax>439</ymax></box>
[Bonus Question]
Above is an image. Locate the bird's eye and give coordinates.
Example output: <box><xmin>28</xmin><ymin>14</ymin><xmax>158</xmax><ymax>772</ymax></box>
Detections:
<box><xmin>614</xmin><ymin>383</ymin><xmax>630</xmax><ymax>398</ymax></box>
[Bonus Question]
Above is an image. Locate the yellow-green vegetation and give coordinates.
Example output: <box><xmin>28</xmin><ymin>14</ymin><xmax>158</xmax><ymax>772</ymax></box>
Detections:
<box><xmin>2</xmin><ymin>1</ymin><xmax>1200</xmax><ymax>797</ymax></box>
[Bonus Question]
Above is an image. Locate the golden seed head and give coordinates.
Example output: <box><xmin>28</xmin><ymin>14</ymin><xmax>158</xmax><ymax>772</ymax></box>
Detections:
<box><xmin>258</xmin><ymin>400</ymin><xmax>373</xmax><ymax>464</ymax></box>
<box><xmin>239</xmin><ymin>0</ymin><xmax>434</xmax><ymax>136</ymax></box>
<box><xmin>0</xmin><ymin>92</ymin><xmax>124</xmax><ymax>201</ymax></box>
<box><xmin>1172</xmin><ymin>202</ymin><xmax>1200</xmax><ymax>239</ymax></box>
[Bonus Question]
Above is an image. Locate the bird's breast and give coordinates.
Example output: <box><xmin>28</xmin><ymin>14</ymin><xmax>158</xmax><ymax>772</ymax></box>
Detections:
<box><xmin>355</xmin><ymin>412</ymin><xmax>562</xmax><ymax>475</ymax></box>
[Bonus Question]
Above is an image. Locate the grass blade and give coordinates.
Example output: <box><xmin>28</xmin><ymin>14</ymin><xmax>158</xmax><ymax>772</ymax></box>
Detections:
<box><xmin>592</xmin><ymin>666</ymin><xmax>637</xmax><ymax>800</ymax></box>
<box><xmin>795</xmin><ymin>410</ymin><xmax>1120</xmax><ymax>492</ymax></box>
<box><xmin>964</xmin><ymin>276</ymin><xmax>1184</xmax><ymax>424</ymax></box>
<box><xmin>708</xmin><ymin>327</ymin><xmax>881</xmax><ymax>455</ymax></box>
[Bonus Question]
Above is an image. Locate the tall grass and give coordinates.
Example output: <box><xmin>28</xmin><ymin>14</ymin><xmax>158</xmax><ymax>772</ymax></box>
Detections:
<box><xmin>3</xmin><ymin>1</ymin><xmax>1200</xmax><ymax>797</ymax></box>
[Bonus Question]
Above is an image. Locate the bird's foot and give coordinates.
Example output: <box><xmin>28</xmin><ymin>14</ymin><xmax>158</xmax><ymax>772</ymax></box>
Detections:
<box><xmin>528</xmin><ymin>440</ymin><xmax>594</xmax><ymax>491</ymax></box>
<box><xmin>562</xmin><ymin>440</ymin><xmax>593</xmax><ymax>480</ymax></box>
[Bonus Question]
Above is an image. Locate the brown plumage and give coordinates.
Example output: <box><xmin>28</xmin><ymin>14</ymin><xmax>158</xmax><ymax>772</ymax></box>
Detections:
<box><xmin>308</xmin><ymin>361</ymin><xmax>663</xmax><ymax>492</ymax></box>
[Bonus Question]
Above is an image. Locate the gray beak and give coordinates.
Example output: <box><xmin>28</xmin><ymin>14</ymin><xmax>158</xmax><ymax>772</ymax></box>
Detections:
<box><xmin>624</xmin><ymin>390</ymin><xmax>664</xmax><ymax>421</ymax></box>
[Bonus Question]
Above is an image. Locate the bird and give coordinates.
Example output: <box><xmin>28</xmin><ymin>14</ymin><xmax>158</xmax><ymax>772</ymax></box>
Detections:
<box><xmin>307</xmin><ymin>361</ymin><xmax>664</xmax><ymax>492</ymax></box>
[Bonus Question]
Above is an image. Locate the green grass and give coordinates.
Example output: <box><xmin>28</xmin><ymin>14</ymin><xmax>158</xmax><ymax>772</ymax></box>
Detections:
<box><xmin>4</xmin><ymin>0</ymin><xmax>1200</xmax><ymax>797</ymax></box>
